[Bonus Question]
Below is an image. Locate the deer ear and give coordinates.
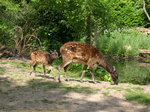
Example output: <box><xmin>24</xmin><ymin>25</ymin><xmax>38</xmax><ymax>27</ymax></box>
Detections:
<box><xmin>49</xmin><ymin>50</ymin><xmax>53</xmax><ymax>53</ymax></box>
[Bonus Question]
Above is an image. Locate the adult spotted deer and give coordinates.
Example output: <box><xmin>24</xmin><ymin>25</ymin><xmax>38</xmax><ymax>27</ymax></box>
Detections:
<box><xmin>30</xmin><ymin>50</ymin><xmax>58</xmax><ymax>76</ymax></box>
<box><xmin>58</xmin><ymin>42</ymin><xmax>118</xmax><ymax>85</ymax></box>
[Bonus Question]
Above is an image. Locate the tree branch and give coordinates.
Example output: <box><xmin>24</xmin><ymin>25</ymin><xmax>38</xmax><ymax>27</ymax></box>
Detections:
<box><xmin>143</xmin><ymin>0</ymin><xmax>150</xmax><ymax>21</ymax></box>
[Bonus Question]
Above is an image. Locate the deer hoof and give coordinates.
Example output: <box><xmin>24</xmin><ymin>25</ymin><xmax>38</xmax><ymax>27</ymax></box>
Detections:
<box><xmin>110</xmin><ymin>82</ymin><xmax>118</xmax><ymax>85</ymax></box>
<box><xmin>65</xmin><ymin>78</ymin><xmax>69</xmax><ymax>81</ymax></box>
<box><xmin>80</xmin><ymin>79</ymin><xmax>83</xmax><ymax>82</ymax></box>
<box><xmin>93</xmin><ymin>81</ymin><xmax>97</xmax><ymax>84</ymax></box>
<box><xmin>58</xmin><ymin>80</ymin><xmax>61</xmax><ymax>83</ymax></box>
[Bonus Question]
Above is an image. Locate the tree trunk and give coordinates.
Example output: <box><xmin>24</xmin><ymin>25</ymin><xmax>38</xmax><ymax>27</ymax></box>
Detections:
<box><xmin>86</xmin><ymin>15</ymin><xmax>91</xmax><ymax>45</ymax></box>
<box><xmin>93</xmin><ymin>23</ymin><xmax>105</xmax><ymax>47</ymax></box>
<box><xmin>143</xmin><ymin>0</ymin><xmax>150</xmax><ymax>22</ymax></box>
<box><xmin>93</xmin><ymin>23</ymin><xmax>98</xmax><ymax>47</ymax></box>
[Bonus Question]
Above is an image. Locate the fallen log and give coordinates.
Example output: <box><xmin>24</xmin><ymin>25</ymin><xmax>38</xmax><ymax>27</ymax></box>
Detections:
<box><xmin>139</xmin><ymin>62</ymin><xmax>150</xmax><ymax>66</ymax></box>
<box><xmin>139</xmin><ymin>50</ymin><xmax>150</xmax><ymax>54</ymax></box>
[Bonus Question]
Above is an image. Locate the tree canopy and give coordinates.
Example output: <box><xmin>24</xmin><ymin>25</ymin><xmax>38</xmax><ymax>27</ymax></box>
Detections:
<box><xmin>0</xmin><ymin>0</ymin><xmax>149</xmax><ymax>55</ymax></box>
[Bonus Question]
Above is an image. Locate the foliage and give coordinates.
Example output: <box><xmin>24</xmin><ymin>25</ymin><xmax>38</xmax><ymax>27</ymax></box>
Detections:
<box><xmin>0</xmin><ymin>0</ymin><xmax>18</xmax><ymax>46</ymax></box>
<box><xmin>144</xmin><ymin>0</ymin><xmax>150</xmax><ymax>27</ymax></box>
<box><xmin>0</xmin><ymin>0</ymin><xmax>40</xmax><ymax>54</ymax></box>
<box><xmin>0</xmin><ymin>0</ymin><xmax>148</xmax><ymax>54</ymax></box>
<box><xmin>97</xmin><ymin>29</ymin><xmax>150</xmax><ymax>57</ymax></box>
<box><xmin>105</xmin><ymin>0</ymin><xmax>145</xmax><ymax>28</ymax></box>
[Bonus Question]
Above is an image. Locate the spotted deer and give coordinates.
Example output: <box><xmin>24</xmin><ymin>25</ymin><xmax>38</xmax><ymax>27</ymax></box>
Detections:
<box><xmin>30</xmin><ymin>50</ymin><xmax>58</xmax><ymax>76</ymax></box>
<box><xmin>58</xmin><ymin>42</ymin><xmax>118</xmax><ymax>85</ymax></box>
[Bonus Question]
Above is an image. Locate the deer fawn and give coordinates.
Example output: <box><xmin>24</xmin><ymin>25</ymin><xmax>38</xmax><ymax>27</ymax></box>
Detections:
<box><xmin>58</xmin><ymin>42</ymin><xmax>118</xmax><ymax>85</ymax></box>
<box><xmin>30</xmin><ymin>50</ymin><xmax>58</xmax><ymax>76</ymax></box>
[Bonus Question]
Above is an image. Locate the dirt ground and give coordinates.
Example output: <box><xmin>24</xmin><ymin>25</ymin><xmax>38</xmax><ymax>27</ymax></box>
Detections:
<box><xmin>0</xmin><ymin>59</ymin><xmax>150</xmax><ymax>112</ymax></box>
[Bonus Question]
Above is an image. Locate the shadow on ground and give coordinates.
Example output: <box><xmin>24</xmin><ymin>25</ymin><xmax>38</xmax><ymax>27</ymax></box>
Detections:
<box><xmin>0</xmin><ymin>77</ymin><xmax>150</xmax><ymax>112</ymax></box>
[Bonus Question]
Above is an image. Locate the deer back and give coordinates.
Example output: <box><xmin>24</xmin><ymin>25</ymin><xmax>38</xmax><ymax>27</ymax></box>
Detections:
<box><xmin>30</xmin><ymin>50</ymin><xmax>57</xmax><ymax>65</ymax></box>
<box><xmin>60</xmin><ymin>42</ymin><xmax>104</xmax><ymax>65</ymax></box>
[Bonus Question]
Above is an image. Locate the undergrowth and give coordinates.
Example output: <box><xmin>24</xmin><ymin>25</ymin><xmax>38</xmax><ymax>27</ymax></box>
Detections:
<box><xmin>97</xmin><ymin>29</ymin><xmax>150</xmax><ymax>57</ymax></box>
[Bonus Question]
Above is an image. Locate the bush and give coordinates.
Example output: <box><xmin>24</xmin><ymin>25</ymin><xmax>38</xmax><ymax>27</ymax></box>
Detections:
<box><xmin>97</xmin><ymin>29</ymin><xmax>150</xmax><ymax>57</ymax></box>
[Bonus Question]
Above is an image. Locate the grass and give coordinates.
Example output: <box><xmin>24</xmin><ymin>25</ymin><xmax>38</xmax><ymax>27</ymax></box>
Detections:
<box><xmin>0</xmin><ymin>89</ymin><xmax>12</xmax><ymax>95</ymax></box>
<box><xmin>0</xmin><ymin>58</ymin><xmax>114</xmax><ymax>85</ymax></box>
<box><xmin>102</xmin><ymin>92</ymin><xmax>109</xmax><ymax>96</ymax></box>
<box><xmin>0</xmin><ymin>61</ymin><xmax>29</xmax><ymax>69</ymax></box>
<box><xmin>110</xmin><ymin>59</ymin><xmax>150</xmax><ymax>85</ymax></box>
<box><xmin>0</xmin><ymin>66</ymin><xmax>6</xmax><ymax>74</ymax></box>
<box><xmin>124</xmin><ymin>92</ymin><xmax>150</xmax><ymax>105</ymax></box>
<box><xmin>107</xmin><ymin>86</ymin><xmax>150</xmax><ymax>105</ymax></box>
<box><xmin>0</xmin><ymin>61</ymin><xmax>44</xmax><ymax>73</ymax></box>
<box><xmin>28</xmin><ymin>80</ymin><xmax>98</xmax><ymax>94</ymax></box>
<box><xmin>0</xmin><ymin>60</ymin><xmax>150</xmax><ymax>106</ymax></box>
<box><xmin>142</xmin><ymin>58</ymin><xmax>150</xmax><ymax>63</ymax></box>
<box><xmin>106</xmin><ymin>86</ymin><xmax>144</xmax><ymax>92</ymax></box>
<box><xmin>1</xmin><ymin>58</ymin><xmax>150</xmax><ymax>86</ymax></box>
<box><xmin>0</xmin><ymin>60</ymin><xmax>111</xmax><ymax>83</ymax></box>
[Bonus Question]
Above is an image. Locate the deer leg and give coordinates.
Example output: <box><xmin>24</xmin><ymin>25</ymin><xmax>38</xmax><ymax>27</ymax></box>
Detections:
<box><xmin>42</xmin><ymin>64</ymin><xmax>46</xmax><ymax>76</ymax></box>
<box><xmin>30</xmin><ymin>61</ymin><xmax>37</xmax><ymax>75</ymax></box>
<box><xmin>58</xmin><ymin>60</ymin><xmax>72</xmax><ymax>83</ymax></box>
<box><xmin>80</xmin><ymin>65</ymin><xmax>88</xmax><ymax>81</ymax></box>
<box><xmin>89</xmin><ymin>67</ymin><xmax>96</xmax><ymax>83</ymax></box>
<box><xmin>48</xmin><ymin>66</ymin><xmax>55</xmax><ymax>72</ymax></box>
<box><xmin>64</xmin><ymin>64</ymin><xmax>70</xmax><ymax>81</ymax></box>
<box><xmin>29</xmin><ymin>61</ymin><xmax>34</xmax><ymax>75</ymax></box>
<box><xmin>48</xmin><ymin>66</ymin><xmax>56</xmax><ymax>79</ymax></box>
<box><xmin>33</xmin><ymin>63</ymin><xmax>38</xmax><ymax>74</ymax></box>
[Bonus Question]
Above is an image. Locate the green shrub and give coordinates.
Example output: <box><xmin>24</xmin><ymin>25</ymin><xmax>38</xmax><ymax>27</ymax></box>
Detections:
<box><xmin>97</xmin><ymin>29</ymin><xmax>150</xmax><ymax>57</ymax></box>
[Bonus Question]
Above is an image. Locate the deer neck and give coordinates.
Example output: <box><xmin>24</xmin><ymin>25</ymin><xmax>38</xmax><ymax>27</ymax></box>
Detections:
<box><xmin>100</xmin><ymin>62</ymin><xmax>114</xmax><ymax>74</ymax></box>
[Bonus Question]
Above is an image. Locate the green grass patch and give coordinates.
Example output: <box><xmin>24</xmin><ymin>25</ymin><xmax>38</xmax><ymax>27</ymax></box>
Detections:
<box><xmin>106</xmin><ymin>86</ymin><xmax>144</xmax><ymax>92</ymax></box>
<box><xmin>59</xmin><ymin>63</ymin><xmax>111</xmax><ymax>82</ymax></box>
<box><xmin>0</xmin><ymin>60</ymin><xmax>112</xmax><ymax>83</ymax></box>
<box><xmin>107</xmin><ymin>86</ymin><xmax>150</xmax><ymax>105</ymax></box>
<box><xmin>0</xmin><ymin>61</ymin><xmax>44</xmax><ymax>73</ymax></box>
<box><xmin>0</xmin><ymin>61</ymin><xmax>8</xmax><ymax>64</ymax></box>
<box><xmin>106</xmin><ymin>86</ymin><xmax>133</xmax><ymax>92</ymax></box>
<box><xmin>102</xmin><ymin>92</ymin><xmax>109</xmax><ymax>96</ymax></box>
<box><xmin>0</xmin><ymin>61</ymin><xmax>29</xmax><ymax>69</ymax></box>
<box><xmin>142</xmin><ymin>58</ymin><xmax>150</xmax><ymax>63</ymax></box>
<box><xmin>0</xmin><ymin>89</ymin><xmax>12</xmax><ymax>94</ymax></box>
<box><xmin>124</xmin><ymin>92</ymin><xmax>150</xmax><ymax>105</ymax></box>
<box><xmin>28</xmin><ymin>80</ymin><xmax>97</xmax><ymax>94</ymax></box>
<box><xmin>0</xmin><ymin>66</ymin><xmax>6</xmax><ymax>74</ymax></box>
<box><xmin>112</xmin><ymin>59</ymin><xmax>150</xmax><ymax>85</ymax></box>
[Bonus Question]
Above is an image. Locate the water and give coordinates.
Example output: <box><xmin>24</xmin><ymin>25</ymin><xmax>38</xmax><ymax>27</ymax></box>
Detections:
<box><xmin>108</xmin><ymin>58</ymin><xmax>150</xmax><ymax>85</ymax></box>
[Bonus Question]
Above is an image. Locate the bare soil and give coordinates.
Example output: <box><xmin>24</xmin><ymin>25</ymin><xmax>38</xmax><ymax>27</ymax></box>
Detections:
<box><xmin>0</xmin><ymin>59</ymin><xmax>150</xmax><ymax>112</ymax></box>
